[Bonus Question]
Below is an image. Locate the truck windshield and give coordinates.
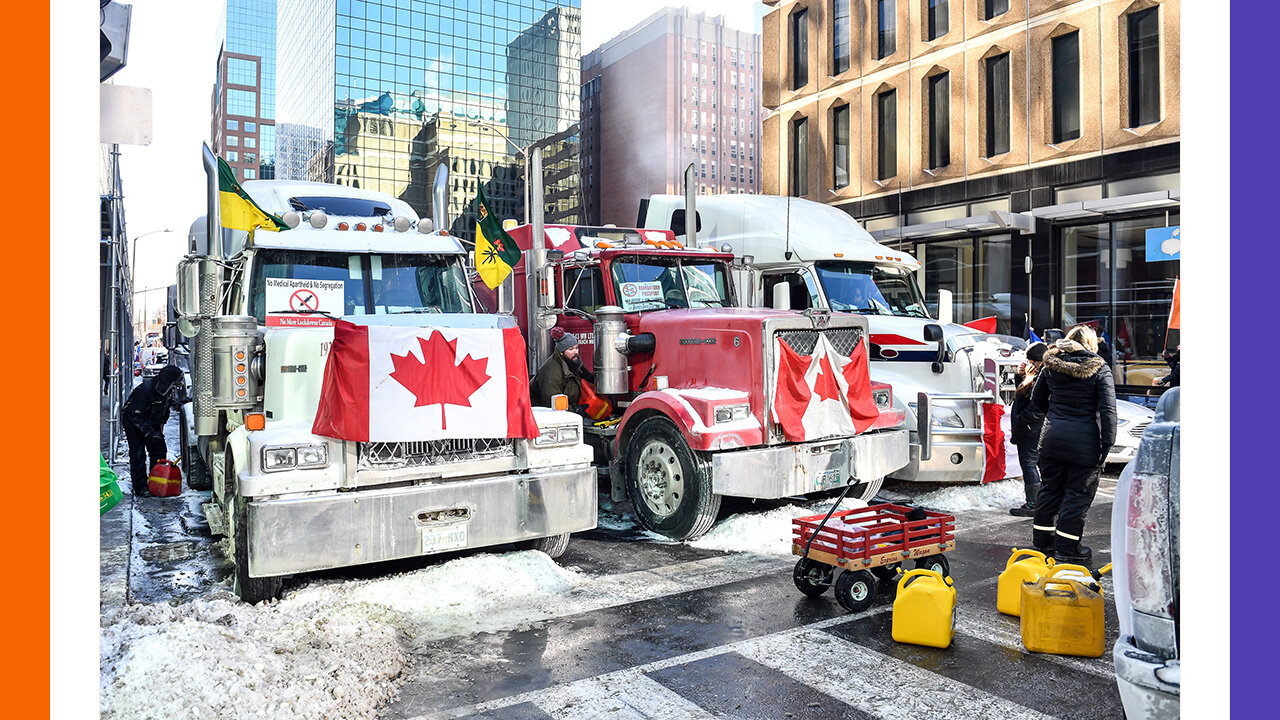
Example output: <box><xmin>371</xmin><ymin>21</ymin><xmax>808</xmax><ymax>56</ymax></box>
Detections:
<box><xmin>815</xmin><ymin>261</ymin><xmax>930</xmax><ymax>318</ymax></box>
<box><xmin>248</xmin><ymin>250</ymin><xmax>470</xmax><ymax>322</ymax></box>
<box><xmin>610</xmin><ymin>255</ymin><xmax>731</xmax><ymax>311</ymax></box>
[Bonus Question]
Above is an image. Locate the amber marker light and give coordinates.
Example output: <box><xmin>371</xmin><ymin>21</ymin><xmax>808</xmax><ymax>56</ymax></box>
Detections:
<box><xmin>337</xmin><ymin>222</ymin><xmax>349</xmax><ymax>231</ymax></box>
<box><xmin>552</xmin><ymin>394</ymin><xmax>569</xmax><ymax>411</ymax></box>
<box><xmin>245</xmin><ymin>413</ymin><xmax>266</xmax><ymax>431</ymax></box>
<box><xmin>356</xmin><ymin>223</ymin><xmax>367</xmax><ymax>231</ymax></box>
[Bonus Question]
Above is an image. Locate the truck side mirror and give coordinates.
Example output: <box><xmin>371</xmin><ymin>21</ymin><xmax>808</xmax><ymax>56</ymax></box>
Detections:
<box><xmin>772</xmin><ymin>282</ymin><xmax>791</xmax><ymax>311</ymax></box>
<box><xmin>924</xmin><ymin>324</ymin><xmax>945</xmax><ymax>374</ymax></box>
<box><xmin>176</xmin><ymin>259</ymin><xmax>201</xmax><ymax>317</ymax></box>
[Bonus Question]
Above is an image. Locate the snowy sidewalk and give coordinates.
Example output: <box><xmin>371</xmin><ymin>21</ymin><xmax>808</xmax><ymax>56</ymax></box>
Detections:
<box><xmin>100</xmin><ymin>393</ymin><xmax>132</xmax><ymax>611</ymax></box>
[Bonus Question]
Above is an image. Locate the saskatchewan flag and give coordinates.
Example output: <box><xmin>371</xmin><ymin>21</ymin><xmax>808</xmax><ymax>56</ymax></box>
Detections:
<box><xmin>218</xmin><ymin>156</ymin><xmax>288</xmax><ymax>232</ymax></box>
<box><xmin>474</xmin><ymin>186</ymin><xmax>521</xmax><ymax>289</ymax></box>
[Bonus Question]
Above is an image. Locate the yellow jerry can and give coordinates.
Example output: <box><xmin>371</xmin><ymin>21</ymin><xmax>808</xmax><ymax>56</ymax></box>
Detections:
<box><xmin>1019</xmin><ymin>565</ymin><xmax>1106</xmax><ymax>658</ymax></box>
<box><xmin>892</xmin><ymin>569</ymin><xmax>956</xmax><ymax>649</ymax></box>
<box><xmin>997</xmin><ymin>548</ymin><xmax>1054</xmax><ymax>617</ymax></box>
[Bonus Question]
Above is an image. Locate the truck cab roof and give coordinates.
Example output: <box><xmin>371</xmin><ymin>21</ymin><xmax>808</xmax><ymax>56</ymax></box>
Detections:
<box><xmin>643</xmin><ymin>194</ymin><xmax>921</xmax><ymax>271</ymax></box>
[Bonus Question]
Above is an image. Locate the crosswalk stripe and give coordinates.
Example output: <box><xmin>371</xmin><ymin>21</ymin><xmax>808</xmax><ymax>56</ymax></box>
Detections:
<box><xmin>952</xmin><ymin>612</ymin><xmax>1116</xmax><ymax>679</ymax></box>
<box><xmin>530</xmin><ymin>674</ymin><xmax>720</xmax><ymax>720</ymax></box>
<box><xmin>738</xmin><ymin>629</ymin><xmax>1055</xmax><ymax>720</ymax></box>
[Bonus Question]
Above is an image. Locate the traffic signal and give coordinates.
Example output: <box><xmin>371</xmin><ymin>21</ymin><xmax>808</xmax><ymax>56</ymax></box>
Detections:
<box><xmin>100</xmin><ymin>0</ymin><xmax>132</xmax><ymax>81</ymax></box>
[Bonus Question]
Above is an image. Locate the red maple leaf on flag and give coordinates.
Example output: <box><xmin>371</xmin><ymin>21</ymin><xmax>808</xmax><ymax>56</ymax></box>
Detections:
<box><xmin>812</xmin><ymin>354</ymin><xmax>842</xmax><ymax>404</ymax></box>
<box><xmin>389</xmin><ymin>331</ymin><xmax>490</xmax><ymax>429</ymax></box>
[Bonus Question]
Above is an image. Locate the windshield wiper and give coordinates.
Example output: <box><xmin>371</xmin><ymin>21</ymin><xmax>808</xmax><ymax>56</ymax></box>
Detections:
<box><xmin>390</xmin><ymin>307</ymin><xmax>443</xmax><ymax>314</ymax></box>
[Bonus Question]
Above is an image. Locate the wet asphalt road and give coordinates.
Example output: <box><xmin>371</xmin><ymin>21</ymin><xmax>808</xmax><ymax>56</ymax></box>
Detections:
<box><xmin>379</xmin><ymin>488</ymin><xmax>1121</xmax><ymax>720</ymax></box>
<box><xmin>105</xmin><ymin>404</ymin><xmax>1124</xmax><ymax>719</ymax></box>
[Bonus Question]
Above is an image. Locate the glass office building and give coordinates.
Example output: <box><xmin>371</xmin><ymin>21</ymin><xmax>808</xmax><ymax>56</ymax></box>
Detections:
<box><xmin>277</xmin><ymin>0</ymin><xmax>582</xmax><ymax>238</ymax></box>
<box><xmin>212</xmin><ymin>0</ymin><xmax>277</xmax><ymax>181</ymax></box>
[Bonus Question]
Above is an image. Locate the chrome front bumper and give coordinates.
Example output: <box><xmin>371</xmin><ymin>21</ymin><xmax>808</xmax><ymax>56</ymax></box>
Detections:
<box><xmin>244</xmin><ymin>466</ymin><xmax>597</xmax><ymax>577</ymax></box>
<box><xmin>889</xmin><ymin>434</ymin><xmax>986</xmax><ymax>483</ymax></box>
<box><xmin>710</xmin><ymin>429</ymin><xmax>909</xmax><ymax>499</ymax></box>
<box><xmin>1113</xmin><ymin>636</ymin><xmax>1180</xmax><ymax>719</ymax></box>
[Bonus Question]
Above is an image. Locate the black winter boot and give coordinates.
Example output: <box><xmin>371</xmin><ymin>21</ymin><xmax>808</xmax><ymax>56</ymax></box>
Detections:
<box><xmin>1054</xmin><ymin>537</ymin><xmax>1093</xmax><ymax>565</ymax></box>
<box><xmin>1032</xmin><ymin>528</ymin><xmax>1055</xmax><ymax>554</ymax></box>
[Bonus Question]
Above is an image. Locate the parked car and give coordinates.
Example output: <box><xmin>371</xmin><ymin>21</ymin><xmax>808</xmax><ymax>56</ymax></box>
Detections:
<box><xmin>1110</xmin><ymin>387</ymin><xmax>1179</xmax><ymax>718</ymax></box>
<box><xmin>1108</xmin><ymin>399</ymin><xmax>1157</xmax><ymax>466</ymax></box>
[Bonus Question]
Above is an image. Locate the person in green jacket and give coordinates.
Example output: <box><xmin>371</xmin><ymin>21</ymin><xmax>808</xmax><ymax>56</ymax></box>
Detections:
<box><xmin>531</xmin><ymin>327</ymin><xmax>595</xmax><ymax>410</ymax></box>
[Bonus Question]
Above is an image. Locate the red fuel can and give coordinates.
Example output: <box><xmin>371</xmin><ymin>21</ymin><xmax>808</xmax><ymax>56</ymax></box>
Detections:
<box><xmin>148</xmin><ymin>459</ymin><xmax>183</xmax><ymax>497</ymax></box>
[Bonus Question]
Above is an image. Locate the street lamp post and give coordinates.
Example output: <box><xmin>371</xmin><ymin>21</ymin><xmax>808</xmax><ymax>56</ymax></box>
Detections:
<box><xmin>467</xmin><ymin>119</ymin><xmax>531</xmax><ymax>224</ymax></box>
<box><xmin>129</xmin><ymin>229</ymin><xmax>174</xmax><ymax>338</ymax></box>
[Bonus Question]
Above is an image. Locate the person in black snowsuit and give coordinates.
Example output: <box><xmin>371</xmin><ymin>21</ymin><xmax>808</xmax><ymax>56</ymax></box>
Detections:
<box><xmin>1157</xmin><ymin>347</ymin><xmax>1180</xmax><ymax>387</ymax></box>
<box><xmin>121</xmin><ymin>365</ymin><xmax>184</xmax><ymax>497</ymax></box>
<box><xmin>1029</xmin><ymin>326</ymin><xmax>1117</xmax><ymax>564</ymax></box>
<box><xmin>1008</xmin><ymin>342</ymin><xmax>1048</xmax><ymax>517</ymax></box>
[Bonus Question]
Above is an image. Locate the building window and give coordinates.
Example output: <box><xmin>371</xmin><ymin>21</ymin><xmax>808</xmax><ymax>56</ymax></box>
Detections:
<box><xmin>1052</xmin><ymin>32</ymin><xmax>1081</xmax><ymax>143</ymax></box>
<box><xmin>1128</xmin><ymin>7</ymin><xmax>1161</xmax><ymax>127</ymax></box>
<box><xmin>226</xmin><ymin>135</ymin><xmax>239</xmax><ymax>147</ymax></box>
<box><xmin>833</xmin><ymin>104</ymin><xmax>850</xmax><ymax>189</ymax></box>
<box><xmin>792</xmin><ymin>9</ymin><xmax>809</xmax><ymax>89</ymax></box>
<box><xmin>928</xmin><ymin>73</ymin><xmax>950</xmax><ymax>169</ymax></box>
<box><xmin>244</xmin><ymin>168</ymin><xmax>256</xmax><ymax>179</ymax></box>
<box><xmin>791</xmin><ymin>117</ymin><xmax>809</xmax><ymax>196</ymax></box>
<box><xmin>877</xmin><ymin>90</ymin><xmax>896</xmax><ymax>180</ymax></box>
<box><xmin>227</xmin><ymin>151</ymin><xmax>239</xmax><ymax>162</ymax></box>
<box><xmin>985</xmin><ymin>53</ymin><xmax>1011</xmax><ymax>156</ymax></box>
<box><xmin>877</xmin><ymin>0</ymin><xmax>896</xmax><ymax>59</ymax></box>
<box><xmin>927</xmin><ymin>0</ymin><xmax>948</xmax><ymax>41</ymax></box>
<box><xmin>984</xmin><ymin>0</ymin><xmax>1009</xmax><ymax>20</ymax></box>
<box><xmin>833</xmin><ymin>0</ymin><xmax>851</xmax><ymax>74</ymax></box>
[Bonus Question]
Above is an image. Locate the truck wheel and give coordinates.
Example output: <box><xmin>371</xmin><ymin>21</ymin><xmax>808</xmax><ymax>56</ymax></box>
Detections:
<box><xmin>228</xmin><ymin>459</ymin><xmax>283</xmax><ymax>604</ymax></box>
<box><xmin>915</xmin><ymin>554</ymin><xmax>950</xmax><ymax>578</ymax></box>
<box><xmin>834</xmin><ymin>569</ymin><xmax>877</xmax><ymax>613</ymax></box>
<box><xmin>793</xmin><ymin>558</ymin><xmax>833</xmax><ymax>597</ymax></box>
<box><xmin>624</xmin><ymin>416</ymin><xmax>720</xmax><ymax>541</ymax></box>
<box><xmin>185</xmin><ymin>447</ymin><xmax>212</xmax><ymax>491</ymax></box>
<box><xmin>515</xmin><ymin>533</ymin><xmax>570</xmax><ymax>559</ymax></box>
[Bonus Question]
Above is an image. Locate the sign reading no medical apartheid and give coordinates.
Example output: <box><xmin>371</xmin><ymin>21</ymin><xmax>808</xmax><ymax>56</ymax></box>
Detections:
<box><xmin>618</xmin><ymin>281</ymin><xmax>663</xmax><ymax>311</ymax></box>
<box><xmin>265</xmin><ymin>278</ymin><xmax>345</xmax><ymax>327</ymax></box>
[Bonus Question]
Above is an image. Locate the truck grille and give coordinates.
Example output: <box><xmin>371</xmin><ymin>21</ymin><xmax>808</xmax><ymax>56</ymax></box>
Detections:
<box><xmin>776</xmin><ymin>327</ymin><xmax>864</xmax><ymax>357</ymax></box>
<box><xmin>357</xmin><ymin>438</ymin><xmax>515</xmax><ymax>470</ymax></box>
<box><xmin>1129</xmin><ymin>421</ymin><xmax>1151</xmax><ymax>439</ymax></box>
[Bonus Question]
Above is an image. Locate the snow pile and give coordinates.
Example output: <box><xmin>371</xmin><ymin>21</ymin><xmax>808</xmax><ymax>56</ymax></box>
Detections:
<box><xmin>908</xmin><ymin>478</ymin><xmax>1026</xmax><ymax>513</ymax></box>
<box><xmin>101</xmin><ymin>551</ymin><xmax>584</xmax><ymax>719</ymax></box>
<box><xmin>689</xmin><ymin>497</ymin><xmax>868</xmax><ymax>556</ymax></box>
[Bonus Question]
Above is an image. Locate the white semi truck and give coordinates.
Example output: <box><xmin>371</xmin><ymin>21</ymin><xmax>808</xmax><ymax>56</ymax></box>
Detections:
<box><xmin>640</xmin><ymin>194</ymin><xmax>1022</xmax><ymax>484</ymax></box>
<box><xmin>175</xmin><ymin>147</ymin><xmax>596</xmax><ymax>602</ymax></box>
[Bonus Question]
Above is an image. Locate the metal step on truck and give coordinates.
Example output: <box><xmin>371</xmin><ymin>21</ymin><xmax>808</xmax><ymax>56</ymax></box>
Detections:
<box><xmin>639</xmin><ymin>194</ymin><xmax>1021</xmax><ymax>484</ymax></box>
<box><xmin>174</xmin><ymin>146</ymin><xmax>597</xmax><ymax>603</ymax></box>
<box><xmin>473</xmin><ymin>161</ymin><xmax>911</xmax><ymax>540</ymax></box>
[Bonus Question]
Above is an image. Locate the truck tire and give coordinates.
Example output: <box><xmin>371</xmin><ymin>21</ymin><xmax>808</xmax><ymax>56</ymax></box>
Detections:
<box><xmin>515</xmin><ymin>533</ymin><xmax>571</xmax><ymax>559</ymax></box>
<box><xmin>624</xmin><ymin>416</ymin><xmax>720</xmax><ymax>541</ymax></box>
<box><xmin>228</xmin><ymin>459</ymin><xmax>283</xmax><ymax>604</ymax></box>
<box><xmin>185</xmin><ymin>447</ymin><xmax>212</xmax><ymax>491</ymax></box>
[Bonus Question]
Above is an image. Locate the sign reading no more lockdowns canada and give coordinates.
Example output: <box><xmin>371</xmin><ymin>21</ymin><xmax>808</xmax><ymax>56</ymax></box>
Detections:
<box><xmin>265</xmin><ymin>278</ymin><xmax>344</xmax><ymax>327</ymax></box>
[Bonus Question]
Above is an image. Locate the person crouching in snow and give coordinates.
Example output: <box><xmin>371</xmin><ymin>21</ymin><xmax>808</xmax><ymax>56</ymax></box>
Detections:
<box><xmin>532</xmin><ymin>327</ymin><xmax>595</xmax><ymax>412</ymax></box>
<box><xmin>1029</xmin><ymin>325</ymin><xmax>1117</xmax><ymax>564</ymax></box>
<box><xmin>121</xmin><ymin>365</ymin><xmax>185</xmax><ymax>497</ymax></box>
<box><xmin>1009</xmin><ymin>341</ymin><xmax>1048</xmax><ymax>517</ymax></box>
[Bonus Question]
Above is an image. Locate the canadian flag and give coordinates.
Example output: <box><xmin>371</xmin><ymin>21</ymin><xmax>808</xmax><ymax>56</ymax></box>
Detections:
<box><xmin>771</xmin><ymin>335</ymin><xmax>879</xmax><ymax>442</ymax></box>
<box><xmin>313</xmin><ymin>319</ymin><xmax>539</xmax><ymax>442</ymax></box>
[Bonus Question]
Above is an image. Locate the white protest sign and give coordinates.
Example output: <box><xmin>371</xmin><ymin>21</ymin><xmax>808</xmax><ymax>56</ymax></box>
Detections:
<box><xmin>265</xmin><ymin>278</ymin><xmax>345</xmax><ymax>327</ymax></box>
<box><xmin>618</xmin><ymin>281</ymin><xmax>664</xmax><ymax>311</ymax></box>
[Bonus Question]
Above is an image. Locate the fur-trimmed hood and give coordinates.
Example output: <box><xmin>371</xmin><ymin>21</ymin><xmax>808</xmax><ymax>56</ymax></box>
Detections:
<box><xmin>1043</xmin><ymin>339</ymin><xmax>1107</xmax><ymax>379</ymax></box>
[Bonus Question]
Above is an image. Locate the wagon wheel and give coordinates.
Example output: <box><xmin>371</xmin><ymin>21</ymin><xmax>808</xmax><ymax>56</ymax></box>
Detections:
<box><xmin>870</xmin><ymin>562</ymin><xmax>901</xmax><ymax>582</ymax></box>
<box><xmin>792</xmin><ymin>558</ymin><xmax>834</xmax><ymax>597</ymax></box>
<box><xmin>915</xmin><ymin>554</ymin><xmax>950</xmax><ymax>578</ymax></box>
<box><xmin>834</xmin><ymin>570</ymin><xmax>877</xmax><ymax>613</ymax></box>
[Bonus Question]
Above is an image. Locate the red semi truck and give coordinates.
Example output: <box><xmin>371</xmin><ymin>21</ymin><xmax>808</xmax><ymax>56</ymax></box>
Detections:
<box><xmin>476</xmin><ymin>223</ymin><xmax>911</xmax><ymax>540</ymax></box>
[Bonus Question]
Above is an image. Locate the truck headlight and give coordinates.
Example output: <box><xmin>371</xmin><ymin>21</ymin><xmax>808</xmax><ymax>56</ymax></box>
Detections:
<box><xmin>533</xmin><ymin>424</ymin><xmax>580</xmax><ymax>448</ymax></box>
<box><xmin>262</xmin><ymin>443</ymin><xmax>328</xmax><ymax>472</ymax></box>
<box><xmin>909</xmin><ymin>403</ymin><xmax>965</xmax><ymax>428</ymax></box>
<box><xmin>714</xmin><ymin>404</ymin><xmax>750</xmax><ymax>424</ymax></box>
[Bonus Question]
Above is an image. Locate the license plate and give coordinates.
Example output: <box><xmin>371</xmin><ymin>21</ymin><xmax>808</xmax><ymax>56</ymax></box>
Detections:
<box><xmin>817</xmin><ymin>469</ymin><xmax>843</xmax><ymax>490</ymax></box>
<box><xmin>420</xmin><ymin>523</ymin><xmax>468</xmax><ymax>553</ymax></box>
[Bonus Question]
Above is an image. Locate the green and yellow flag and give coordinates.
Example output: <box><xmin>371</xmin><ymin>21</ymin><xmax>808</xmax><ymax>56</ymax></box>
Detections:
<box><xmin>474</xmin><ymin>186</ymin><xmax>521</xmax><ymax>289</ymax></box>
<box><xmin>218</xmin><ymin>156</ymin><xmax>288</xmax><ymax>232</ymax></box>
